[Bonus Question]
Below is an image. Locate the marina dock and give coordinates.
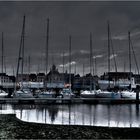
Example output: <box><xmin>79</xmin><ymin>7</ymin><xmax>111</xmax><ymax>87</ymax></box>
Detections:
<box><xmin>0</xmin><ymin>98</ymin><xmax>139</xmax><ymax>104</ymax></box>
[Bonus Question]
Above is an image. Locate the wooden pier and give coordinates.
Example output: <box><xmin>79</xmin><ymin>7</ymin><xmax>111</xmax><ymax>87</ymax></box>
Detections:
<box><xmin>0</xmin><ymin>98</ymin><xmax>139</xmax><ymax>104</ymax></box>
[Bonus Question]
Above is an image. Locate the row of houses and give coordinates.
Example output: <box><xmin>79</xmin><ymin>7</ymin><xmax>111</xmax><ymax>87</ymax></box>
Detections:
<box><xmin>0</xmin><ymin>65</ymin><xmax>140</xmax><ymax>89</ymax></box>
<box><xmin>4</xmin><ymin>65</ymin><xmax>98</xmax><ymax>89</ymax></box>
<box><xmin>99</xmin><ymin>72</ymin><xmax>140</xmax><ymax>89</ymax></box>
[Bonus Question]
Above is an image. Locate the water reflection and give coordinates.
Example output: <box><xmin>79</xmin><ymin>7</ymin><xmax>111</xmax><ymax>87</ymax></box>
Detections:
<box><xmin>0</xmin><ymin>104</ymin><xmax>140</xmax><ymax>128</ymax></box>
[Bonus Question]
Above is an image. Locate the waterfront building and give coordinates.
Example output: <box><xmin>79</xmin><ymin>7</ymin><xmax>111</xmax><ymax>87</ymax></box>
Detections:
<box><xmin>17</xmin><ymin>74</ymin><xmax>30</xmax><ymax>82</ymax></box>
<box><xmin>0</xmin><ymin>73</ymin><xmax>15</xmax><ymax>88</ymax></box>
<box><xmin>44</xmin><ymin>65</ymin><xmax>75</xmax><ymax>89</ymax></box>
<box><xmin>37</xmin><ymin>73</ymin><xmax>45</xmax><ymax>82</ymax></box>
<box><xmin>17</xmin><ymin>73</ymin><xmax>45</xmax><ymax>88</ymax></box>
<box><xmin>133</xmin><ymin>74</ymin><xmax>140</xmax><ymax>84</ymax></box>
<box><xmin>27</xmin><ymin>73</ymin><xmax>44</xmax><ymax>89</ymax></box>
<box><xmin>99</xmin><ymin>72</ymin><xmax>140</xmax><ymax>89</ymax></box>
<box><xmin>29</xmin><ymin>73</ymin><xmax>37</xmax><ymax>82</ymax></box>
<box><xmin>45</xmin><ymin>65</ymin><xmax>65</xmax><ymax>89</ymax></box>
<box><xmin>100</xmin><ymin>72</ymin><xmax>133</xmax><ymax>81</ymax></box>
<box><xmin>73</xmin><ymin>73</ymin><xmax>99</xmax><ymax>90</ymax></box>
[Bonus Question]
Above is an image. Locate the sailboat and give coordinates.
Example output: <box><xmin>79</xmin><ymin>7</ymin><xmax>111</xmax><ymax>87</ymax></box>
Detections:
<box><xmin>95</xmin><ymin>21</ymin><xmax>121</xmax><ymax>98</ymax></box>
<box><xmin>0</xmin><ymin>32</ymin><xmax>8</xmax><ymax>98</ymax></box>
<box><xmin>36</xmin><ymin>18</ymin><xmax>55</xmax><ymax>98</ymax></box>
<box><xmin>13</xmin><ymin>15</ymin><xmax>33</xmax><ymax>98</ymax></box>
<box><xmin>80</xmin><ymin>33</ymin><xmax>96</xmax><ymax>98</ymax></box>
<box><xmin>60</xmin><ymin>35</ymin><xmax>75</xmax><ymax>99</ymax></box>
<box><xmin>121</xmin><ymin>31</ymin><xmax>140</xmax><ymax>99</ymax></box>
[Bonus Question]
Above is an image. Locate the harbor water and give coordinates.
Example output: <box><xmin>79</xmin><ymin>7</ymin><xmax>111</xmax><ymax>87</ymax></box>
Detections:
<box><xmin>0</xmin><ymin>103</ymin><xmax>140</xmax><ymax>128</ymax></box>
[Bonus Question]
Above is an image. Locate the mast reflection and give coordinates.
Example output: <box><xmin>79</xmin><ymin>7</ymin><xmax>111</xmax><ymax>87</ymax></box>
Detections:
<box><xmin>48</xmin><ymin>105</ymin><xmax>59</xmax><ymax>123</ymax></box>
<box><xmin>0</xmin><ymin>104</ymin><xmax>139</xmax><ymax>128</ymax></box>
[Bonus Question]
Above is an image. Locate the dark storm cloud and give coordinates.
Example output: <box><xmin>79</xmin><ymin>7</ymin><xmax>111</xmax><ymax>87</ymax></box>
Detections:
<box><xmin>0</xmin><ymin>1</ymin><xmax>140</xmax><ymax>75</ymax></box>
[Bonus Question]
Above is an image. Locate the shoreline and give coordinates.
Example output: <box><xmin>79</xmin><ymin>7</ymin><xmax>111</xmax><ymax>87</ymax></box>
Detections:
<box><xmin>0</xmin><ymin>114</ymin><xmax>140</xmax><ymax>139</ymax></box>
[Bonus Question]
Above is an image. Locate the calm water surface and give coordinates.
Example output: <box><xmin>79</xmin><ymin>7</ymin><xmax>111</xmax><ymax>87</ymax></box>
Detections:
<box><xmin>0</xmin><ymin>104</ymin><xmax>140</xmax><ymax>128</ymax></box>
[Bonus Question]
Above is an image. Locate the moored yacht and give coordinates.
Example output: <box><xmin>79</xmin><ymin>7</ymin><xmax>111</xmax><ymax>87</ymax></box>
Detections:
<box><xmin>0</xmin><ymin>90</ymin><xmax>8</xmax><ymax>98</ymax></box>
<box><xmin>80</xmin><ymin>90</ymin><xmax>96</xmax><ymax>98</ymax></box>
<box><xmin>120</xmin><ymin>31</ymin><xmax>140</xmax><ymax>99</ymax></box>
<box><xmin>60</xmin><ymin>88</ymin><xmax>75</xmax><ymax>99</ymax></box>
<box><xmin>95</xmin><ymin>22</ymin><xmax>121</xmax><ymax>99</ymax></box>
<box><xmin>121</xmin><ymin>90</ymin><xmax>140</xmax><ymax>99</ymax></box>
<box><xmin>36</xmin><ymin>90</ymin><xmax>55</xmax><ymax>98</ymax></box>
<box><xmin>95</xmin><ymin>89</ymin><xmax>121</xmax><ymax>99</ymax></box>
<box><xmin>13</xmin><ymin>88</ymin><xmax>33</xmax><ymax>98</ymax></box>
<box><xmin>13</xmin><ymin>15</ymin><xmax>34</xmax><ymax>99</ymax></box>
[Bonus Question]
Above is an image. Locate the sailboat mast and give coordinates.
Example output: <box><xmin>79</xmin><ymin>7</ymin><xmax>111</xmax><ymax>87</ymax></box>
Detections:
<box><xmin>128</xmin><ymin>31</ymin><xmax>132</xmax><ymax>85</ymax></box>
<box><xmin>13</xmin><ymin>65</ymin><xmax>15</xmax><ymax>76</ymax></box>
<box><xmin>16</xmin><ymin>15</ymin><xmax>26</xmax><ymax>90</ymax></box>
<box><xmin>4</xmin><ymin>62</ymin><xmax>6</xmax><ymax>74</ymax></box>
<box><xmin>92</xmin><ymin>57</ymin><xmax>95</xmax><ymax>76</ymax></box>
<box><xmin>74</xmin><ymin>63</ymin><xmax>76</xmax><ymax>75</ymax></box>
<box><xmin>90</xmin><ymin>33</ymin><xmax>92</xmax><ymax>76</ymax></box>
<box><xmin>107</xmin><ymin>21</ymin><xmax>110</xmax><ymax>88</ymax></box>
<box><xmin>69</xmin><ymin>35</ymin><xmax>71</xmax><ymax>87</ymax></box>
<box><xmin>82</xmin><ymin>63</ymin><xmax>85</xmax><ymax>89</ymax></box>
<box><xmin>94</xmin><ymin>57</ymin><xmax>97</xmax><ymax>75</ymax></box>
<box><xmin>1</xmin><ymin>32</ymin><xmax>4</xmax><ymax>74</ymax></box>
<box><xmin>62</xmin><ymin>51</ymin><xmax>65</xmax><ymax>84</ymax></box>
<box><xmin>90</xmin><ymin>32</ymin><xmax>93</xmax><ymax>91</ymax></box>
<box><xmin>124</xmin><ymin>60</ymin><xmax>126</xmax><ymax>72</ymax></box>
<box><xmin>45</xmin><ymin>18</ymin><xmax>49</xmax><ymax>75</ymax></box>
<box><xmin>130</xmin><ymin>39</ymin><xmax>140</xmax><ymax>75</ymax></box>
<box><xmin>83</xmin><ymin>63</ymin><xmax>85</xmax><ymax>76</ymax></box>
<box><xmin>1</xmin><ymin>32</ymin><xmax>4</xmax><ymax>87</ymax></box>
<box><xmin>63</xmin><ymin>51</ymin><xmax>64</xmax><ymax>74</ymax></box>
<box><xmin>21</xmin><ymin>15</ymin><xmax>25</xmax><ymax>88</ymax></box>
<box><xmin>110</xmin><ymin>38</ymin><xmax>117</xmax><ymax>72</ymax></box>
<box><xmin>28</xmin><ymin>56</ymin><xmax>30</xmax><ymax>75</ymax></box>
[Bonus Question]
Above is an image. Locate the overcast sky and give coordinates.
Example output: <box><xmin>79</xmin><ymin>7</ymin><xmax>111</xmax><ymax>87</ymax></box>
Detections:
<box><xmin>0</xmin><ymin>1</ymin><xmax>140</xmax><ymax>76</ymax></box>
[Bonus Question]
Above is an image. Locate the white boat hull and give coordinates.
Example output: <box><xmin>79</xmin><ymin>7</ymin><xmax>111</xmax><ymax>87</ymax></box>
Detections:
<box><xmin>62</xmin><ymin>93</ymin><xmax>74</xmax><ymax>99</ymax></box>
<box><xmin>0</xmin><ymin>90</ymin><xmax>8</xmax><ymax>98</ymax></box>
<box><xmin>80</xmin><ymin>90</ymin><xmax>96</xmax><ymax>98</ymax></box>
<box><xmin>60</xmin><ymin>88</ymin><xmax>75</xmax><ymax>99</ymax></box>
<box><xmin>0</xmin><ymin>93</ymin><xmax>8</xmax><ymax>98</ymax></box>
<box><xmin>121</xmin><ymin>91</ymin><xmax>139</xmax><ymax>99</ymax></box>
<box><xmin>13</xmin><ymin>90</ymin><xmax>33</xmax><ymax>98</ymax></box>
<box><xmin>95</xmin><ymin>90</ymin><xmax>121</xmax><ymax>99</ymax></box>
<box><xmin>37</xmin><ymin>91</ymin><xmax>55</xmax><ymax>98</ymax></box>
